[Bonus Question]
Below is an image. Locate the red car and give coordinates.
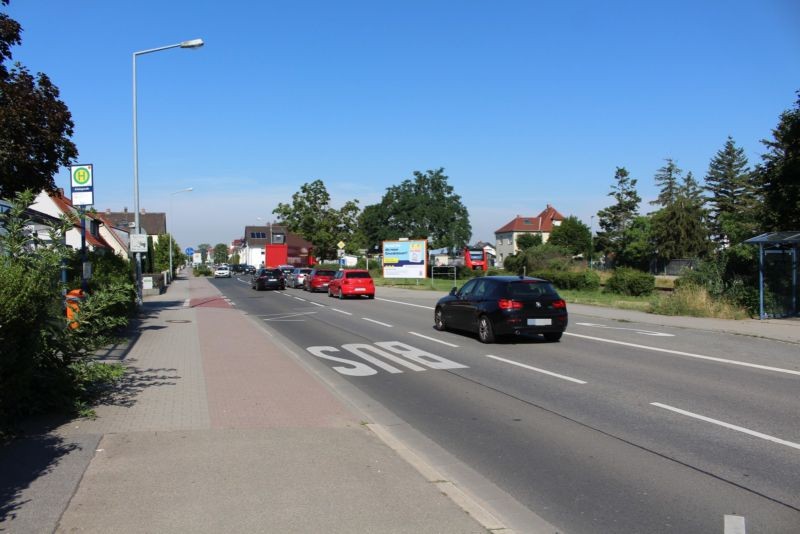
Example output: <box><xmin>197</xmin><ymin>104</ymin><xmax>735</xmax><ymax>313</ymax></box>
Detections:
<box><xmin>304</xmin><ymin>268</ymin><xmax>336</xmax><ymax>292</ymax></box>
<box><xmin>328</xmin><ymin>269</ymin><xmax>375</xmax><ymax>299</ymax></box>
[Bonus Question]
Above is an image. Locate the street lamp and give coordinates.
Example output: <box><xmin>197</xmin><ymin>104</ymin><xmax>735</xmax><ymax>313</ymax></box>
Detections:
<box><xmin>168</xmin><ymin>187</ymin><xmax>193</xmax><ymax>281</ymax></box>
<box><xmin>132</xmin><ymin>38</ymin><xmax>204</xmax><ymax>305</ymax></box>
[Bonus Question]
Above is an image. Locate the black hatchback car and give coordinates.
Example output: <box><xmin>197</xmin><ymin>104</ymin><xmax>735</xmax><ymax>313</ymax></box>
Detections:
<box><xmin>251</xmin><ymin>268</ymin><xmax>286</xmax><ymax>291</ymax></box>
<box><xmin>434</xmin><ymin>276</ymin><xmax>567</xmax><ymax>343</ymax></box>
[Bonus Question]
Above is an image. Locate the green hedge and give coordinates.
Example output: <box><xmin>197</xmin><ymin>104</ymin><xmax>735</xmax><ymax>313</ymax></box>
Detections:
<box><xmin>531</xmin><ymin>269</ymin><xmax>601</xmax><ymax>291</ymax></box>
<box><xmin>605</xmin><ymin>267</ymin><xmax>655</xmax><ymax>296</ymax></box>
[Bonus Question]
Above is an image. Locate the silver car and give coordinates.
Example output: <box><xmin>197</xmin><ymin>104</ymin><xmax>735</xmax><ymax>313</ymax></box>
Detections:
<box><xmin>288</xmin><ymin>267</ymin><xmax>312</xmax><ymax>288</ymax></box>
<box><xmin>214</xmin><ymin>265</ymin><xmax>231</xmax><ymax>278</ymax></box>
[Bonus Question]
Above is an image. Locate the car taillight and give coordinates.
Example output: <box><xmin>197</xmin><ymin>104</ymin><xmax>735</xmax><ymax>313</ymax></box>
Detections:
<box><xmin>552</xmin><ymin>299</ymin><xmax>566</xmax><ymax>309</ymax></box>
<box><xmin>498</xmin><ymin>299</ymin><xmax>523</xmax><ymax>310</ymax></box>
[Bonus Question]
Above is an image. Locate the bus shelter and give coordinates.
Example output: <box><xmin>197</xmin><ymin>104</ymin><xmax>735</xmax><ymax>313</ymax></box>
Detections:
<box><xmin>743</xmin><ymin>231</ymin><xmax>800</xmax><ymax>319</ymax></box>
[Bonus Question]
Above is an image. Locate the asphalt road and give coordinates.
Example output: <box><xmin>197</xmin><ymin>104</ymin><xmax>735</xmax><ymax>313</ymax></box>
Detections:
<box><xmin>211</xmin><ymin>275</ymin><xmax>800</xmax><ymax>533</ymax></box>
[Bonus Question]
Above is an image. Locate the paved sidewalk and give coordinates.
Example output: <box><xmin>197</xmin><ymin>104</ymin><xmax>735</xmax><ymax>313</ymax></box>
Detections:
<box><xmin>0</xmin><ymin>274</ymin><xmax>490</xmax><ymax>534</ymax></box>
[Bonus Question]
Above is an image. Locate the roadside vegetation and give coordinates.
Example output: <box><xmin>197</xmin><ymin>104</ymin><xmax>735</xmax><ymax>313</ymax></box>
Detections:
<box><xmin>0</xmin><ymin>192</ymin><xmax>135</xmax><ymax>437</ymax></box>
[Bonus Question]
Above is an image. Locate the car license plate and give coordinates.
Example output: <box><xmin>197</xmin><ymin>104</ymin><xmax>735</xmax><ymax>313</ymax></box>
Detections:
<box><xmin>322</xmin><ymin>283</ymin><xmax>328</xmax><ymax>287</ymax></box>
<box><xmin>355</xmin><ymin>288</ymin><xmax>365</xmax><ymax>292</ymax></box>
<box><xmin>528</xmin><ymin>318</ymin><xmax>552</xmax><ymax>326</ymax></box>
<box><xmin>268</xmin><ymin>278</ymin><xmax>277</xmax><ymax>281</ymax></box>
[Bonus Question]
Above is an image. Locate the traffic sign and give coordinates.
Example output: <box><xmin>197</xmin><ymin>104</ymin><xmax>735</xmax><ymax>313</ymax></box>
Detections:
<box><xmin>185</xmin><ymin>247</ymin><xmax>194</xmax><ymax>256</ymax></box>
<box><xmin>130</xmin><ymin>234</ymin><xmax>148</xmax><ymax>253</ymax></box>
<box><xmin>70</xmin><ymin>164</ymin><xmax>94</xmax><ymax>206</ymax></box>
<box><xmin>337</xmin><ymin>241</ymin><xmax>346</xmax><ymax>249</ymax></box>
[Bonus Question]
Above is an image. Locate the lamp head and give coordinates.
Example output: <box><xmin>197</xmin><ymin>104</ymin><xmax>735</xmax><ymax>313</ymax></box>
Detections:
<box><xmin>180</xmin><ymin>39</ymin><xmax>204</xmax><ymax>49</ymax></box>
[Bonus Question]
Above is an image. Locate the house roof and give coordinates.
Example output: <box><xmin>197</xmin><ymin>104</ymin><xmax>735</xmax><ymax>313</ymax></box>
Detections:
<box><xmin>47</xmin><ymin>190</ymin><xmax>114</xmax><ymax>250</ymax></box>
<box><xmin>103</xmin><ymin>210</ymin><xmax>167</xmax><ymax>236</ymax></box>
<box><xmin>494</xmin><ymin>205</ymin><xmax>566</xmax><ymax>234</ymax></box>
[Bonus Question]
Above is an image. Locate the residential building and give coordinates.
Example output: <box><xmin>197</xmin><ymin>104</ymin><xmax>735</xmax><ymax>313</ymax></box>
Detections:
<box><xmin>31</xmin><ymin>189</ymin><xmax>114</xmax><ymax>253</ymax></box>
<box><xmin>237</xmin><ymin>225</ymin><xmax>313</xmax><ymax>267</ymax></box>
<box><xmin>494</xmin><ymin>204</ymin><xmax>565</xmax><ymax>266</ymax></box>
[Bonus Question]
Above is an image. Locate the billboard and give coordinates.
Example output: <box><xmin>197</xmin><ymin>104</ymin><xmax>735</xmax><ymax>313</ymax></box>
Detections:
<box><xmin>382</xmin><ymin>239</ymin><xmax>427</xmax><ymax>278</ymax></box>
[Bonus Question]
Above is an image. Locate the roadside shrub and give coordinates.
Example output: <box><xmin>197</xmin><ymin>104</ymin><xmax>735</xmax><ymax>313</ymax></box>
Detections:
<box><xmin>649</xmin><ymin>283</ymin><xmax>748</xmax><ymax>319</ymax></box>
<box><xmin>193</xmin><ymin>265</ymin><xmax>212</xmax><ymax>277</ymax></box>
<box><xmin>530</xmin><ymin>269</ymin><xmax>600</xmax><ymax>291</ymax></box>
<box><xmin>605</xmin><ymin>267</ymin><xmax>655</xmax><ymax>296</ymax></box>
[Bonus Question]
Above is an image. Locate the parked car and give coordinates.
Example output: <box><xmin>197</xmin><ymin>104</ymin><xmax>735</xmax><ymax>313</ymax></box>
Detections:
<box><xmin>251</xmin><ymin>268</ymin><xmax>286</xmax><ymax>290</ymax></box>
<box><xmin>214</xmin><ymin>265</ymin><xmax>231</xmax><ymax>278</ymax></box>
<box><xmin>304</xmin><ymin>268</ymin><xmax>336</xmax><ymax>292</ymax></box>
<box><xmin>328</xmin><ymin>269</ymin><xmax>375</xmax><ymax>299</ymax></box>
<box><xmin>434</xmin><ymin>276</ymin><xmax>568</xmax><ymax>343</ymax></box>
<box><xmin>231</xmin><ymin>264</ymin><xmax>246</xmax><ymax>274</ymax></box>
<box><xmin>244</xmin><ymin>264</ymin><xmax>256</xmax><ymax>274</ymax></box>
<box><xmin>278</xmin><ymin>265</ymin><xmax>295</xmax><ymax>280</ymax></box>
<box><xmin>287</xmin><ymin>267</ymin><xmax>312</xmax><ymax>288</ymax></box>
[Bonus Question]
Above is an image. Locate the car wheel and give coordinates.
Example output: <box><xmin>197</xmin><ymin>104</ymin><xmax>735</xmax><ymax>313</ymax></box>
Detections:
<box><xmin>338</xmin><ymin>289</ymin><xmax>344</xmax><ymax>300</ymax></box>
<box><xmin>478</xmin><ymin>315</ymin><xmax>495</xmax><ymax>343</ymax></box>
<box><xmin>543</xmin><ymin>332</ymin><xmax>563</xmax><ymax>342</ymax></box>
<box><xmin>368</xmin><ymin>294</ymin><xmax>374</xmax><ymax>299</ymax></box>
<box><xmin>434</xmin><ymin>307</ymin><xmax>446</xmax><ymax>331</ymax></box>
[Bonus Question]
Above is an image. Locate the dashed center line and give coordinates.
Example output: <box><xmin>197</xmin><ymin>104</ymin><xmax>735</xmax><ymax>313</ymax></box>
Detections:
<box><xmin>310</xmin><ymin>302</ymin><xmax>325</xmax><ymax>307</ymax></box>
<box><xmin>486</xmin><ymin>354</ymin><xmax>587</xmax><ymax>384</ymax></box>
<box><xmin>408</xmin><ymin>332</ymin><xmax>459</xmax><ymax>347</ymax></box>
<box><xmin>294</xmin><ymin>297</ymin><xmax>306</xmax><ymax>302</ymax></box>
<box><xmin>363</xmin><ymin>317</ymin><xmax>393</xmax><ymax>327</ymax></box>
<box><xmin>376</xmin><ymin>297</ymin><xmax>434</xmax><ymax>310</ymax></box>
<box><xmin>651</xmin><ymin>402</ymin><xmax>800</xmax><ymax>451</ymax></box>
<box><xmin>330</xmin><ymin>308</ymin><xmax>353</xmax><ymax>316</ymax></box>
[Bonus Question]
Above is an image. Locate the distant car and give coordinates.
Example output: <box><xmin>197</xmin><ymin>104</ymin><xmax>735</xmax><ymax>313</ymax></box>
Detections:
<box><xmin>244</xmin><ymin>264</ymin><xmax>256</xmax><ymax>274</ymax></box>
<box><xmin>251</xmin><ymin>268</ymin><xmax>286</xmax><ymax>291</ymax></box>
<box><xmin>231</xmin><ymin>264</ymin><xmax>246</xmax><ymax>274</ymax></box>
<box><xmin>304</xmin><ymin>268</ymin><xmax>336</xmax><ymax>292</ymax></box>
<box><xmin>278</xmin><ymin>265</ymin><xmax>295</xmax><ymax>280</ymax></box>
<box><xmin>287</xmin><ymin>267</ymin><xmax>312</xmax><ymax>288</ymax></box>
<box><xmin>214</xmin><ymin>265</ymin><xmax>231</xmax><ymax>278</ymax></box>
<box><xmin>434</xmin><ymin>276</ymin><xmax>568</xmax><ymax>343</ymax></box>
<box><xmin>328</xmin><ymin>269</ymin><xmax>375</xmax><ymax>299</ymax></box>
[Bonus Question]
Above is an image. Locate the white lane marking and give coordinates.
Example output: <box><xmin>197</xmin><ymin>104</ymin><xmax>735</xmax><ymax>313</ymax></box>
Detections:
<box><xmin>182</xmin><ymin>299</ymin><xmax>190</xmax><ymax>307</ymax></box>
<box><xmin>575</xmin><ymin>322</ymin><xmax>674</xmax><ymax>337</ymax></box>
<box><xmin>408</xmin><ymin>332</ymin><xmax>459</xmax><ymax>347</ymax></box>
<box><xmin>331</xmin><ymin>308</ymin><xmax>353</xmax><ymax>316</ymax></box>
<box><xmin>294</xmin><ymin>297</ymin><xmax>306</xmax><ymax>302</ymax></box>
<box><xmin>724</xmin><ymin>515</ymin><xmax>746</xmax><ymax>534</ymax></box>
<box><xmin>310</xmin><ymin>302</ymin><xmax>325</xmax><ymax>307</ymax></box>
<box><xmin>486</xmin><ymin>354</ymin><xmax>587</xmax><ymax>384</ymax></box>
<box><xmin>565</xmin><ymin>332</ymin><xmax>800</xmax><ymax>376</ymax></box>
<box><xmin>363</xmin><ymin>317</ymin><xmax>393</xmax><ymax>327</ymax></box>
<box><xmin>236</xmin><ymin>278</ymin><xmax>249</xmax><ymax>285</ymax></box>
<box><xmin>651</xmin><ymin>403</ymin><xmax>800</xmax><ymax>451</ymax></box>
<box><xmin>377</xmin><ymin>297</ymin><xmax>435</xmax><ymax>310</ymax></box>
<box><xmin>258</xmin><ymin>312</ymin><xmax>317</xmax><ymax>321</ymax></box>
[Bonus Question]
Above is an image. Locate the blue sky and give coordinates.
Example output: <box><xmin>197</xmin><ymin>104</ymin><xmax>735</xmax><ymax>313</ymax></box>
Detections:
<box><xmin>6</xmin><ymin>1</ymin><xmax>799</xmax><ymax>249</ymax></box>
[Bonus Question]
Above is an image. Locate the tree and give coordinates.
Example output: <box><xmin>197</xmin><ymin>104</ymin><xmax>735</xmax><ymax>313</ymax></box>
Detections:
<box><xmin>212</xmin><ymin>243</ymin><xmax>228</xmax><ymax>264</ymax></box>
<box><xmin>273</xmin><ymin>179</ymin><xmax>359</xmax><ymax>260</ymax></box>
<box><xmin>151</xmin><ymin>233</ymin><xmax>183</xmax><ymax>274</ymax></box>
<box><xmin>0</xmin><ymin>1</ymin><xmax>78</xmax><ymax>198</ymax></box>
<box><xmin>364</xmin><ymin>168</ymin><xmax>471</xmax><ymax>251</ymax></box>
<box><xmin>651</xmin><ymin>194</ymin><xmax>710</xmax><ymax>261</ymax></box>
<box><xmin>614</xmin><ymin>215</ymin><xmax>655</xmax><ymax>270</ymax></box>
<box><xmin>548</xmin><ymin>216</ymin><xmax>591</xmax><ymax>257</ymax></box>
<box><xmin>651</xmin><ymin>158</ymin><xmax>683</xmax><ymax>207</ymax></box>
<box><xmin>756</xmin><ymin>90</ymin><xmax>800</xmax><ymax>230</ymax></box>
<box><xmin>197</xmin><ymin>243</ymin><xmax>211</xmax><ymax>263</ymax></box>
<box><xmin>354</xmin><ymin>203</ymin><xmax>390</xmax><ymax>253</ymax></box>
<box><xmin>595</xmin><ymin>167</ymin><xmax>641</xmax><ymax>260</ymax></box>
<box><xmin>516</xmin><ymin>233</ymin><xmax>542</xmax><ymax>251</ymax></box>
<box><xmin>704</xmin><ymin>137</ymin><xmax>758</xmax><ymax>244</ymax></box>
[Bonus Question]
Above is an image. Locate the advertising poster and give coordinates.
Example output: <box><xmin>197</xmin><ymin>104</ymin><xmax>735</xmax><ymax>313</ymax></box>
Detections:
<box><xmin>382</xmin><ymin>239</ymin><xmax>427</xmax><ymax>278</ymax></box>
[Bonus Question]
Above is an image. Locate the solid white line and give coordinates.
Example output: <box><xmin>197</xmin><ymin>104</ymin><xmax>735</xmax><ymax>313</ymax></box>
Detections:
<box><xmin>651</xmin><ymin>403</ymin><xmax>800</xmax><ymax>451</ymax></box>
<box><xmin>310</xmin><ymin>302</ymin><xmax>324</xmax><ymax>307</ymax></box>
<box><xmin>362</xmin><ymin>317</ymin><xmax>393</xmax><ymax>328</ymax></box>
<box><xmin>565</xmin><ymin>332</ymin><xmax>800</xmax><ymax>376</ymax></box>
<box><xmin>724</xmin><ymin>515</ymin><xmax>746</xmax><ymax>534</ymax></box>
<box><xmin>330</xmin><ymin>308</ymin><xmax>352</xmax><ymax>316</ymax></box>
<box><xmin>377</xmin><ymin>297</ymin><xmax>435</xmax><ymax>310</ymax></box>
<box><xmin>486</xmin><ymin>354</ymin><xmax>587</xmax><ymax>384</ymax></box>
<box><xmin>408</xmin><ymin>332</ymin><xmax>459</xmax><ymax>347</ymax></box>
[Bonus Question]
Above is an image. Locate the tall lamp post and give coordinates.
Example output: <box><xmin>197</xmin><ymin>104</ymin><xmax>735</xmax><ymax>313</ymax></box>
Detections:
<box><xmin>168</xmin><ymin>187</ymin><xmax>193</xmax><ymax>281</ymax></box>
<box><xmin>133</xmin><ymin>38</ymin><xmax>203</xmax><ymax>305</ymax></box>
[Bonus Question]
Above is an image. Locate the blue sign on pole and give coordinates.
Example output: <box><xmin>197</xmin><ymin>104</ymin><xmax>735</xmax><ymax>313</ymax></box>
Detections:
<box><xmin>185</xmin><ymin>247</ymin><xmax>194</xmax><ymax>256</ymax></box>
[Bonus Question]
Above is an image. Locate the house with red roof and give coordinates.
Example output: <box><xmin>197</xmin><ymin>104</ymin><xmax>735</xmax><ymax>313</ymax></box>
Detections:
<box><xmin>32</xmin><ymin>189</ymin><xmax>121</xmax><ymax>255</ymax></box>
<box><xmin>494</xmin><ymin>204</ymin><xmax>565</xmax><ymax>267</ymax></box>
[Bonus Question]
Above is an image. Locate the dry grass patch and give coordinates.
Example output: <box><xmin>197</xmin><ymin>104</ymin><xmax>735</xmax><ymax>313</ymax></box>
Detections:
<box><xmin>649</xmin><ymin>284</ymin><xmax>748</xmax><ymax>319</ymax></box>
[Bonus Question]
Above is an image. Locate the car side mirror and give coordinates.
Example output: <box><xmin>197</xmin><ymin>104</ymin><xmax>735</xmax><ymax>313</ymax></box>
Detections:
<box><xmin>449</xmin><ymin>287</ymin><xmax>457</xmax><ymax>296</ymax></box>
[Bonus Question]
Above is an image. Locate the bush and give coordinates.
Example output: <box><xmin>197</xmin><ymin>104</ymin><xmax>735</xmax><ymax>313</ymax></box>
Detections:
<box><xmin>605</xmin><ymin>267</ymin><xmax>655</xmax><ymax>296</ymax></box>
<box><xmin>530</xmin><ymin>269</ymin><xmax>601</xmax><ymax>291</ymax></box>
<box><xmin>193</xmin><ymin>265</ymin><xmax>212</xmax><ymax>277</ymax></box>
<box><xmin>649</xmin><ymin>283</ymin><xmax>748</xmax><ymax>319</ymax></box>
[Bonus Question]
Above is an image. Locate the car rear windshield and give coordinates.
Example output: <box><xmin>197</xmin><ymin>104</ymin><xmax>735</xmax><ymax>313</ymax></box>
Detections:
<box><xmin>315</xmin><ymin>270</ymin><xmax>336</xmax><ymax>276</ymax></box>
<box><xmin>505</xmin><ymin>281</ymin><xmax>558</xmax><ymax>298</ymax></box>
<box><xmin>346</xmin><ymin>272</ymin><xmax>371</xmax><ymax>278</ymax></box>
<box><xmin>262</xmin><ymin>269</ymin><xmax>281</xmax><ymax>276</ymax></box>
<box><xmin>298</xmin><ymin>269</ymin><xmax>312</xmax><ymax>274</ymax></box>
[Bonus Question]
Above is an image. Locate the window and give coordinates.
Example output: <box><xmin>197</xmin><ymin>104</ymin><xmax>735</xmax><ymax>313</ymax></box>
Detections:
<box><xmin>346</xmin><ymin>272</ymin><xmax>371</xmax><ymax>278</ymax></box>
<box><xmin>271</xmin><ymin>233</ymin><xmax>285</xmax><ymax>244</ymax></box>
<box><xmin>250</xmin><ymin>231</ymin><xmax>267</xmax><ymax>239</ymax></box>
